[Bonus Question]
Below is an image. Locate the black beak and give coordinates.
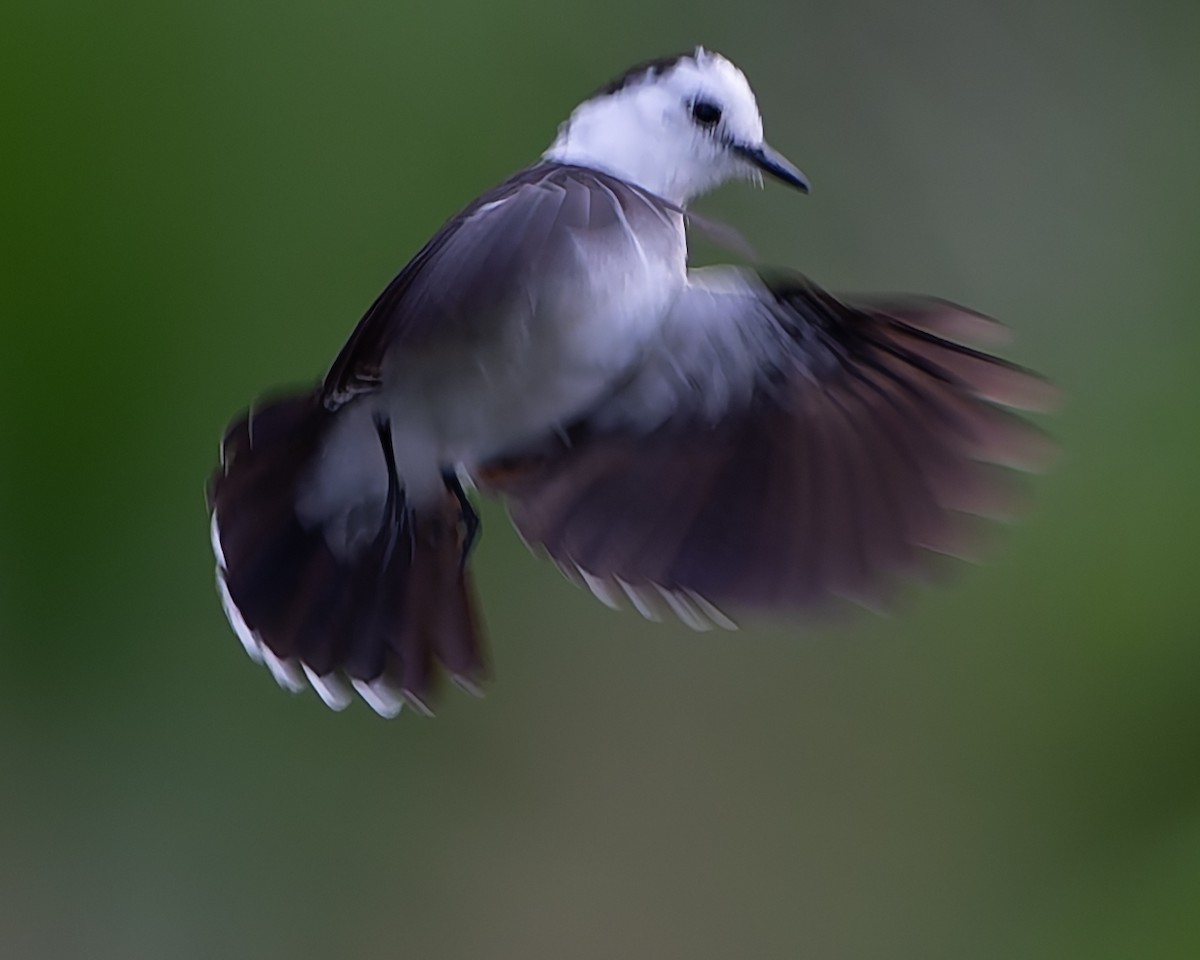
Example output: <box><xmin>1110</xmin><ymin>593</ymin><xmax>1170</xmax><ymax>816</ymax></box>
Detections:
<box><xmin>735</xmin><ymin>142</ymin><xmax>810</xmax><ymax>193</ymax></box>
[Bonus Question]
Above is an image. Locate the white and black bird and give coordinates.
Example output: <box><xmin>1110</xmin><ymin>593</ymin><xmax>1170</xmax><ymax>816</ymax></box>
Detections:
<box><xmin>208</xmin><ymin>48</ymin><xmax>1056</xmax><ymax>717</ymax></box>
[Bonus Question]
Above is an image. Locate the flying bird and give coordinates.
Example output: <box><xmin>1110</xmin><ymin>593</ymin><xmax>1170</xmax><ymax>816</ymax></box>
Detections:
<box><xmin>208</xmin><ymin>48</ymin><xmax>1055</xmax><ymax>717</ymax></box>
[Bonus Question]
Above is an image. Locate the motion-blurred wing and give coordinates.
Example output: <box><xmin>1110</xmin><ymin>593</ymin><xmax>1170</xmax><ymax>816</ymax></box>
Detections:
<box><xmin>479</xmin><ymin>268</ymin><xmax>1057</xmax><ymax>623</ymax></box>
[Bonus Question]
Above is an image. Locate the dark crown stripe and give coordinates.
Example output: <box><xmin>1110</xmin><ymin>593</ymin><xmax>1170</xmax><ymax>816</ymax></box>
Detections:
<box><xmin>592</xmin><ymin>52</ymin><xmax>691</xmax><ymax>98</ymax></box>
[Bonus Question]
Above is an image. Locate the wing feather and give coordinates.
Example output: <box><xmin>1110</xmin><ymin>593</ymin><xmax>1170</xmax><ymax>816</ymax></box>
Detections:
<box><xmin>479</xmin><ymin>268</ymin><xmax>1056</xmax><ymax>622</ymax></box>
<box><xmin>320</xmin><ymin>164</ymin><xmax>667</xmax><ymax>407</ymax></box>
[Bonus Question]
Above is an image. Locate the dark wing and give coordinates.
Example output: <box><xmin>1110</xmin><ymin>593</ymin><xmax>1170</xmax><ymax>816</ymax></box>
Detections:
<box><xmin>321</xmin><ymin>163</ymin><xmax>666</xmax><ymax>407</ymax></box>
<box><xmin>478</xmin><ymin>268</ymin><xmax>1058</xmax><ymax>625</ymax></box>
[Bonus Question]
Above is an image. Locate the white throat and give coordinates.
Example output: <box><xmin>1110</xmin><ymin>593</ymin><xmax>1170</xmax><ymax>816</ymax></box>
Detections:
<box><xmin>543</xmin><ymin>98</ymin><xmax>716</xmax><ymax>205</ymax></box>
<box><xmin>547</xmin><ymin>93</ymin><xmax>744</xmax><ymax>205</ymax></box>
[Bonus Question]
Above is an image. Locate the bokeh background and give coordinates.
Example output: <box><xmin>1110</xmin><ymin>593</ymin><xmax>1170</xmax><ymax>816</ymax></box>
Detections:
<box><xmin>3</xmin><ymin>0</ymin><xmax>1199</xmax><ymax>956</ymax></box>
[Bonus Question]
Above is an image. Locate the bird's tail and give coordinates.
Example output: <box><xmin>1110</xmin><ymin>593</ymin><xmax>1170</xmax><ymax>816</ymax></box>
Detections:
<box><xmin>207</xmin><ymin>390</ymin><xmax>486</xmax><ymax>716</ymax></box>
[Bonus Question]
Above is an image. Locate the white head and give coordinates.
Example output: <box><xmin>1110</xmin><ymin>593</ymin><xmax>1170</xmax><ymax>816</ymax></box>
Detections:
<box><xmin>544</xmin><ymin>48</ymin><xmax>808</xmax><ymax>207</ymax></box>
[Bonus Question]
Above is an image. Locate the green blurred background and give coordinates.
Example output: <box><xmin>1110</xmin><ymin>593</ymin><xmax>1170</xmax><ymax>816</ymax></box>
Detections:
<box><xmin>3</xmin><ymin>0</ymin><xmax>1199</xmax><ymax>956</ymax></box>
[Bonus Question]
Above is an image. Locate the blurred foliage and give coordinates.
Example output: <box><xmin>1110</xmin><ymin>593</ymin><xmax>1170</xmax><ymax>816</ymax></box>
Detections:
<box><xmin>2</xmin><ymin>0</ymin><xmax>1199</xmax><ymax>957</ymax></box>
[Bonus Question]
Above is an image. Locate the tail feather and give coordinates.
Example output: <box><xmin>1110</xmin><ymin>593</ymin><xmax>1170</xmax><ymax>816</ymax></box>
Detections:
<box><xmin>208</xmin><ymin>390</ymin><xmax>487</xmax><ymax>716</ymax></box>
<box><xmin>411</xmin><ymin>511</ymin><xmax>487</xmax><ymax>682</ymax></box>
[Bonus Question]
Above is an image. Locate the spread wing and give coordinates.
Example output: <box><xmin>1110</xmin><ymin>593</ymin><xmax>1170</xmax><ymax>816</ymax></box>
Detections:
<box><xmin>321</xmin><ymin>163</ymin><xmax>680</xmax><ymax>407</ymax></box>
<box><xmin>478</xmin><ymin>268</ymin><xmax>1058</xmax><ymax>625</ymax></box>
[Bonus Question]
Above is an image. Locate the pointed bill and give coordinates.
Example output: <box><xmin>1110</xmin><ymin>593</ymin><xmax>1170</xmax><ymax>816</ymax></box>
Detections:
<box><xmin>734</xmin><ymin>142</ymin><xmax>810</xmax><ymax>192</ymax></box>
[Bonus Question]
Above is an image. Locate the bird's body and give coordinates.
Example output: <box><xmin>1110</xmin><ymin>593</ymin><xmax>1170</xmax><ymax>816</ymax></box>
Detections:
<box><xmin>209</xmin><ymin>49</ymin><xmax>1055</xmax><ymax>716</ymax></box>
<box><xmin>303</xmin><ymin>165</ymin><xmax>688</xmax><ymax>519</ymax></box>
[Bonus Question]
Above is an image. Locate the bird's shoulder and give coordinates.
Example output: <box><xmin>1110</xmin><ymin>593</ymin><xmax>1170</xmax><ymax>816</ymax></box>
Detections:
<box><xmin>321</xmin><ymin>163</ymin><xmax>680</xmax><ymax>408</ymax></box>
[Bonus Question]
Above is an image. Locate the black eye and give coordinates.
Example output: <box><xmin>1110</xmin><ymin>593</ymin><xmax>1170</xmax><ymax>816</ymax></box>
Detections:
<box><xmin>691</xmin><ymin>100</ymin><xmax>722</xmax><ymax>126</ymax></box>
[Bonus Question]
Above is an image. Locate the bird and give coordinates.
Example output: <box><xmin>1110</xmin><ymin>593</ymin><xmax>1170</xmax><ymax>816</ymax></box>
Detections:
<box><xmin>207</xmin><ymin>47</ymin><xmax>1056</xmax><ymax>718</ymax></box>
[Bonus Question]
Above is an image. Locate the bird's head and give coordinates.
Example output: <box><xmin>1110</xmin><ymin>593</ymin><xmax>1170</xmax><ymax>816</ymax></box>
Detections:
<box><xmin>545</xmin><ymin>48</ymin><xmax>808</xmax><ymax>206</ymax></box>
